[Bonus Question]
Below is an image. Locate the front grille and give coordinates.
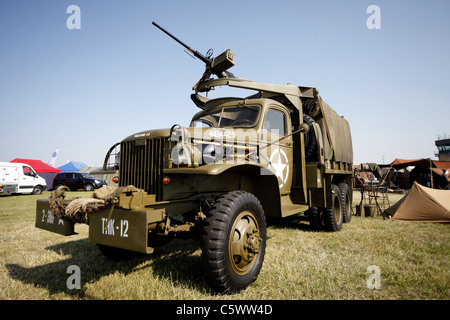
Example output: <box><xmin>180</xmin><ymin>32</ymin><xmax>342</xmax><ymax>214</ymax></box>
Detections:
<box><xmin>119</xmin><ymin>137</ymin><xmax>165</xmax><ymax>201</ymax></box>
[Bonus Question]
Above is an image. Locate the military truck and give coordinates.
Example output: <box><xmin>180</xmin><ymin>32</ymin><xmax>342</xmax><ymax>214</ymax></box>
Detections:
<box><xmin>35</xmin><ymin>22</ymin><xmax>353</xmax><ymax>293</ymax></box>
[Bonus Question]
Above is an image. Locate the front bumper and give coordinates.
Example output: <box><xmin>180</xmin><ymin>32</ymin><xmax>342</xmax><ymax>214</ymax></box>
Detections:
<box><xmin>88</xmin><ymin>205</ymin><xmax>165</xmax><ymax>254</ymax></box>
<box><xmin>35</xmin><ymin>195</ymin><xmax>166</xmax><ymax>254</ymax></box>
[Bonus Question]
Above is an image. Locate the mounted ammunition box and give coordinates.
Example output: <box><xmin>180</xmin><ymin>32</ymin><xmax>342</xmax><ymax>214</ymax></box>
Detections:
<box><xmin>211</xmin><ymin>49</ymin><xmax>235</xmax><ymax>74</ymax></box>
<box><xmin>35</xmin><ymin>199</ymin><xmax>75</xmax><ymax>236</ymax></box>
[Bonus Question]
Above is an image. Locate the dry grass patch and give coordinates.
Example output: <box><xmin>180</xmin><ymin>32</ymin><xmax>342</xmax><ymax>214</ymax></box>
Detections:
<box><xmin>1</xmin><ymin>190</ymin><xmax>449</xmax><ymax>300</ymax></box>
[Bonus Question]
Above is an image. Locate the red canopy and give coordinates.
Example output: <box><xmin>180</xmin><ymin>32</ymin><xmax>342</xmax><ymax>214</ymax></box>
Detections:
<box><xmin>434</xmin><ymin>161</ymin><xmax>450</xmax><ymax>171</ymax></box>
<box><xmin>383</xmin><ymin>158</ymin><xmax>430</xmax><ymax>168</ymax></box>
<box><xmin>10</xmin><ymin>158</ymin><xmax>61</xmax><ymax>173</ymax></box>
<box><xmin>382</xmin><ymin>158</ymin><xmax>450</xmax><ymax>171</ymax></box>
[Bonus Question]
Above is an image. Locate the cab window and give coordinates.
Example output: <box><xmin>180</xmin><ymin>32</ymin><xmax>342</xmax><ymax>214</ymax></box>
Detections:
<box><xmin>264</xmin><ymin>109</ymin><xmax>287</xmax><ymax>136</ymax></box>
<box><xmin>22</xmin><ymin>166</ymin><xmax>35</xmax><ymax>177</ymax></box>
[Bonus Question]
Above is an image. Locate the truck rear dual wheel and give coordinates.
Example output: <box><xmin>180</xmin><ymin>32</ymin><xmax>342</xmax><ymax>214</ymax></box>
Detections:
<box><xmin>201</xmin><ymin>191</ymin><xmax>267</xmax><ymax>293</ymax></box>
<box><xmin>322</xmin><ymin>184</ymin><xmax>344</xmax><ymax>231</ymax></box>
<box><xmin>309</xmin><ymin>184</ymin><xmax>344</xmax><ymax>232</ymax></box>
<box><xmin>338</xmin><ymin>182</ymin><xmax>352</xmax><ymax>223</ymax></box>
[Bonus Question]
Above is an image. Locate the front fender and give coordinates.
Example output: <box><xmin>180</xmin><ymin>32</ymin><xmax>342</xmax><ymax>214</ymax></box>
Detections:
<box><xmin>163</xmin><ymin>164</ymin><xmax>282</xmax><ymax>218</ymax></box>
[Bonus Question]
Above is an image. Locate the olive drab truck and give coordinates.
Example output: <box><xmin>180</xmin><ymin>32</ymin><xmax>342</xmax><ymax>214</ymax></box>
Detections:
<box><xmin>35</xmin><ymin>22</ymin><xmax>353</xmax><ymax>293</ymax></box>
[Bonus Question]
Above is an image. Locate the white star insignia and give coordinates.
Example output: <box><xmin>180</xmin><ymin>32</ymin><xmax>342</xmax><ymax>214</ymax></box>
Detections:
<box><xmin>269</xmin><ymin>148</ymin><xmax>289</xmax><ymax>188</ymax></box>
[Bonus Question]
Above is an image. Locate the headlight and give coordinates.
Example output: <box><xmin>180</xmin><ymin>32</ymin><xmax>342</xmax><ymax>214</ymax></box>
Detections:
<box><xmin>171</xmin><ymin>143</ymin><xmax>203</xmax><ymax>165</ymax></box>
<box><xmin>95</xmin><ymin>179</ymin><xmax>100</xmax><ymax>184</ymax></box>
<box><xmin>170</xmin><ymin>125</ymin><xmax>191</xmax><ymax>166</ymax></box>
<box><xmin>203</xmin><ymin>144</ymin><xmax>223</xmax><ymax>164</ymax></box>
<box><xmin>171</xmin><ymin>143</ymin><xmax>190</xmax><ymax>165</ymax></box>
<box><xmin>170</xmin><ymin>124</ymin><xmax>204</xmax><ymax>166</ymax></box>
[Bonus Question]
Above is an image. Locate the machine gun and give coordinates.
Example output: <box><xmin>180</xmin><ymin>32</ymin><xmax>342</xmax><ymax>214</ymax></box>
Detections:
<box><xmin>152</xmin><ymin>21</ymin><xmax>236</xmax><ymax>84</ymax></box>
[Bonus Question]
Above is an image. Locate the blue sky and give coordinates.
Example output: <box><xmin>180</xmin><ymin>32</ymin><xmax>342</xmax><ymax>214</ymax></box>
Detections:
<box><xmin>1</xmin><ymin>0</ymin><xmax>449</xmax><ymax>167</ymax></box>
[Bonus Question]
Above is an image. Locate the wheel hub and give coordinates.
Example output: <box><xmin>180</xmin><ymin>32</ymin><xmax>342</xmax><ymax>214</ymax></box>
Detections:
<box><xmin>229</xmin><ymin>211</ymin><xmax>261</xmax><ymax>275</ymax></box>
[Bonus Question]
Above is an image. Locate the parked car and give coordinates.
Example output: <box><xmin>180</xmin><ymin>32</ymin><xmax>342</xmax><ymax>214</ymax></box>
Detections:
<box><xmin>0</xmin><ymin>162</ymin><xmax>47</xmax><ymax>195</ymax></box>
<box><xmin>53</xmin><ymin>172</ymin><xmax>107</xmax><ymax>191</ymax></box>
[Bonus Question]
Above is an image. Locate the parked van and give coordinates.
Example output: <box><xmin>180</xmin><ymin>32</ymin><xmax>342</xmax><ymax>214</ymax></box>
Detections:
<box><xmin>0</xmin><ymin>162</ymin><xmax>47</xmax><ymax>195</ymax></box>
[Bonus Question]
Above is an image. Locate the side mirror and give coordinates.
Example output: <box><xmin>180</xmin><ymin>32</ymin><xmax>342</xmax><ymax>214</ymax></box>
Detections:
<box><xmin>299</xmin><ymin>122</ymin><xmax>310</xmax><ymax>134</ymax></box>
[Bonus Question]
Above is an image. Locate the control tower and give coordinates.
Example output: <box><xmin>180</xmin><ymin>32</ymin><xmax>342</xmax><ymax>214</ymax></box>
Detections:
<box><xmin>435</xmin><ymin>134</ymin><xmax>450</xmax><ymax>161</ymax></box>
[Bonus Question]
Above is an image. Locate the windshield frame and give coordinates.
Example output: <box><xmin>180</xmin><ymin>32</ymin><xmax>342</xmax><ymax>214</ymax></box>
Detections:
<box><xmin>190</xmin><ymin>104</ymin><xmax>261</xmax><ymax>129</ymax></box>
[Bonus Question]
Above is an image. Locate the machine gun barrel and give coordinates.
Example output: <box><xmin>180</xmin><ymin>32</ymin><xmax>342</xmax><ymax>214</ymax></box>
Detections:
<box><xmin>152</xmin><ymin>21</ymin><xmax>210</xmax><ymax>64</ymax></box>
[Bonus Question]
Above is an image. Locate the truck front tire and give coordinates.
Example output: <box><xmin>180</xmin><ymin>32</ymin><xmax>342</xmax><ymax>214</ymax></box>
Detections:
<box><xmin>201</xmin><ymin>191</ymin><xmax>267</xmax><ymax>293</ymax></box>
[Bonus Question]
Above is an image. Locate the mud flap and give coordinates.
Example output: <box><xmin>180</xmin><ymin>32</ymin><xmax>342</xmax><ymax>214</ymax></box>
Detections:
<box><xmin>88</xmin><ymin>207</ymin><xmax>164</xmax><ymax>254</ymax></box>
<box><xmin>35</xmin><ymin>199</ymin><xmax>75</xmax><ymax>236</ymax></box>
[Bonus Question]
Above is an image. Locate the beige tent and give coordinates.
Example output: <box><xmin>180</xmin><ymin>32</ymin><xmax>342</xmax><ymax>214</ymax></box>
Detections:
<box><xmin>388</xmin><ymin>182</ymin><xmax>450</xmax><ymax>222</ymax></box>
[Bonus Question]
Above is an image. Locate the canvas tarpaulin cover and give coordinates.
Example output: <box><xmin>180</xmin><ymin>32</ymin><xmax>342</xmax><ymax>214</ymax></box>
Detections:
<box><xmin>318</xmin><ymin>100</ymin><xmax>353</xmax><ymax>164</ymax></box>
<box><xmin>389</xmin><ymin>182</ymin><xmax>450</xmax><ymax>222</ymax></box>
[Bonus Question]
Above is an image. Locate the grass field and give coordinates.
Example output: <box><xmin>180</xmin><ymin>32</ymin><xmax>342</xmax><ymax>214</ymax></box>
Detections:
<box><xmin>0</xmin><ymin>190</ymin><xmax>448</xmax><ymax>300</ymax></box>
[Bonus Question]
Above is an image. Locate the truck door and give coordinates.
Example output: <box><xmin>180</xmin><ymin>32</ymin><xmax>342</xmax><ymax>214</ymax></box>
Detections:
<box><xmin>19</xmin><ymin>165</ymin><xmax>37</xmax><ymax>193</ymax></box>
<box><xmin>262</xmin><ymin>107</ymin><xmax>293</xmax><ymax>194</ymax></box>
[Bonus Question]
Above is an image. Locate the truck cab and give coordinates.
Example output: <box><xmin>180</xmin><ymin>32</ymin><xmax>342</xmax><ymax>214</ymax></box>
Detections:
<box><xmin>190</xmin><ymin>97</ymin><xmax>297</xmax><ymax>191</ymax></box>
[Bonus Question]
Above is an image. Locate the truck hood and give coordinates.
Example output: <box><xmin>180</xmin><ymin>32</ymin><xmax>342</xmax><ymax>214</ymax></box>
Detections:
<box><xmin>122</xmin><ymin>126</ymin><xmax>259</xmax><ymax>145</ymax></box>
<box><xmin>175</xmin><ymin>126</ymin><xmax>261</xmax><ymax>144</ymax></box>
<box><xmin>122</xmin><ymin>128</ymin><xmax>171</xmax><ymax>142</ymax></box>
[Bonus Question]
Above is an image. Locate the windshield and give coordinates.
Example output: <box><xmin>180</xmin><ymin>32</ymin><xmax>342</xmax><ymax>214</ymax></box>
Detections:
<box><xmin>191</xmin><ymin>105</ymin><xmax>260</xmax><ymax>128</ymax></box>
<box><xmin>80</xmin><ymin>173</ymin><xmax>95</xmax><ymax>179</ymax></box>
